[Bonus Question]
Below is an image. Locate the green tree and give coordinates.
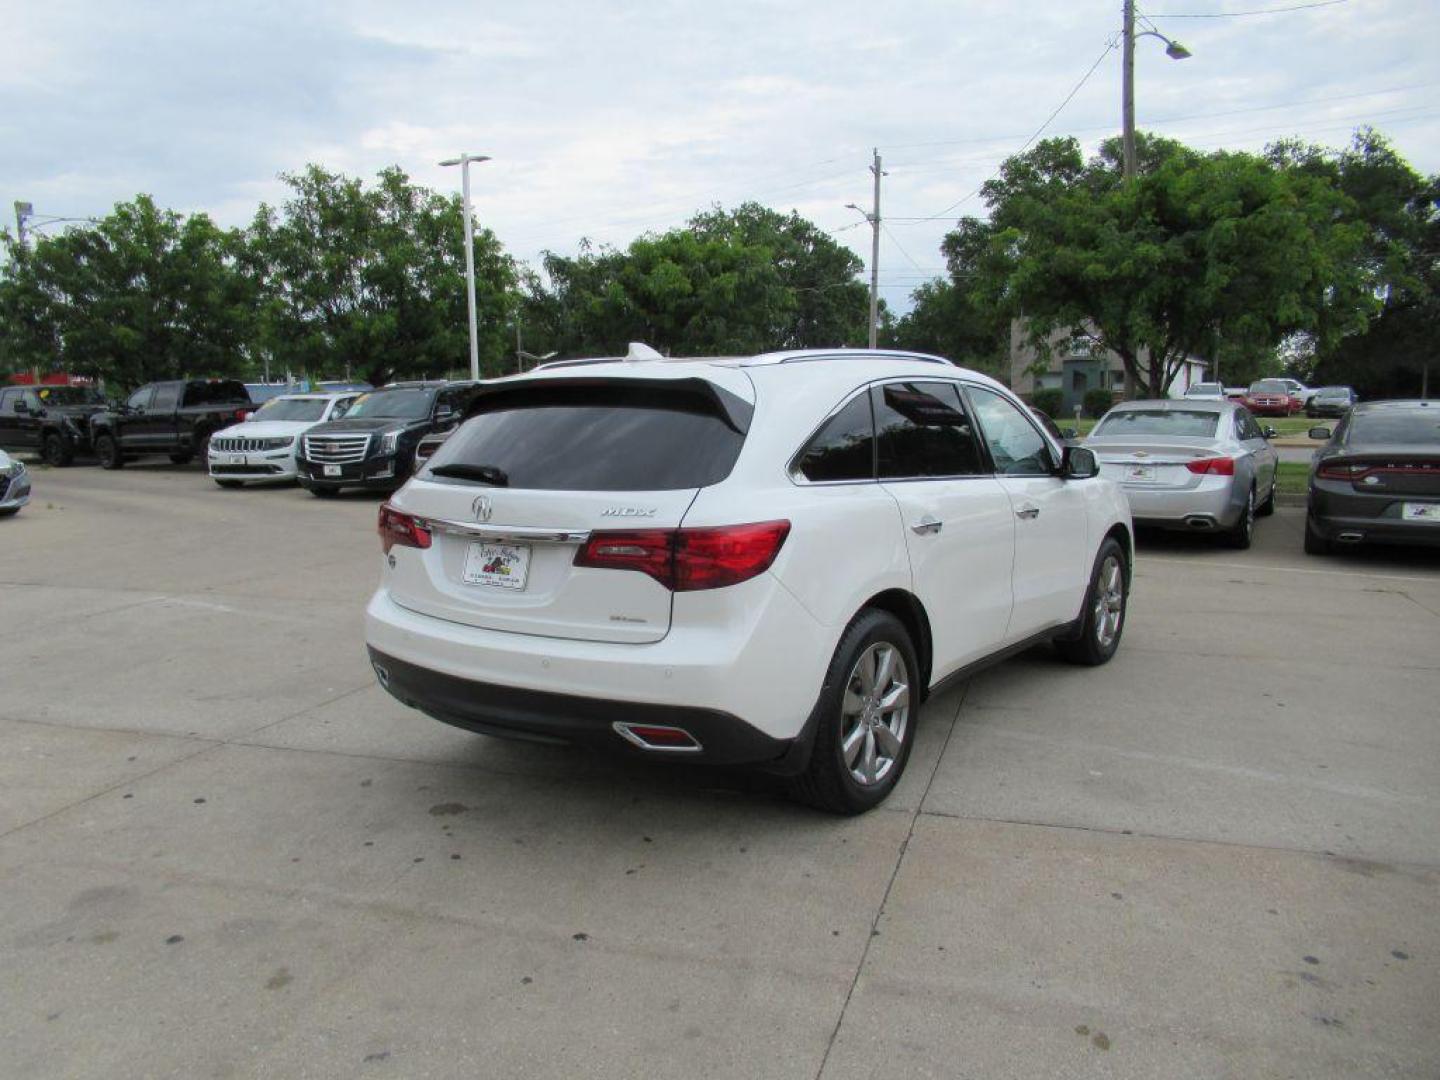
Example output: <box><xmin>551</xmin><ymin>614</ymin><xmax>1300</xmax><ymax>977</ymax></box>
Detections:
<box><xmin>1269</xmin><ymin>131</ymin><xmax>1438</xmax><ymax>397</ymax></box>
<box><xmin>249</xmin><ymin>165</ymin><xmax>516</xmax><ymax>386</ymax></box>
<box><xmin>888</xmin><ymin>277</ymin><xmax>1005</xmax><ymax>373</ymax></box>
<box><xmin>0</xmin><ymin>197</ymin><xmax>255</xmax><ymax>389</ymax></box>
<box><xmin>526</xmin><ymin>204</ymin><xmax>872</xmax><ymax>358</ymax></box>
<box><xmin>948</xmin><ymin>134</ymin><xmax>1373</xmax><ymax>398</ymax></box>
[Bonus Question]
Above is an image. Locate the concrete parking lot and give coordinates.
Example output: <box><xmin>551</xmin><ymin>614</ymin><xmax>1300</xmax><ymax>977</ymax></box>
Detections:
<box><xmin>1</xmin><ymin>465</ymin><xmax>1437</xmax><ymax>1079</ymax></box>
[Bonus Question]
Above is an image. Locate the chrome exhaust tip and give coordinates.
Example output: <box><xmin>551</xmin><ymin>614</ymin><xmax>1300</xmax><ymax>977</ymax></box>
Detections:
<box><xmin>1184</xmin><ymin>515</ymin><xmax>1216</xmax><ymax>530</ymax></box>
<box><xmin>1337</xmin><ymin>531</ymin><xmax>1364</xmax><ymax>543</ymax></box>
<box><xmin>613</xmin><ymin>722</ymin><xmax>703</xmax><ymax>753</ymax></box>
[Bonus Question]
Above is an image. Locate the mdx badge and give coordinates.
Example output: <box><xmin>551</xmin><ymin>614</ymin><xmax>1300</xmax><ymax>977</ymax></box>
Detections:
<box><xmin>473</xmin><ymin>494</ymin><xmax>493</xmax><ymax>522</ymax></box>
<box><xmin>601</xmin><ymin>507</ymin><xmax>658</xmax><ymax>517</ymax></box>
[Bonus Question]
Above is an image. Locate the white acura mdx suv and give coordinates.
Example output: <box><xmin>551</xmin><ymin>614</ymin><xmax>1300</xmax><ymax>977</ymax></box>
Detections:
<box><xmin>365</xmin><ymin>349</ymin><xmax>1133</xmax><ymax>813</ymax></box>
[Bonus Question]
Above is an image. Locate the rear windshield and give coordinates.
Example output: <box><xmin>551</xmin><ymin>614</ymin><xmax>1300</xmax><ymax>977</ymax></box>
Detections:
<box><xmin>425</xmin><ymin>384</ymin><xmax>745</xmax><ymax>491</ymax></box>
<box><xmin>1187</xmin><ymin>383</ymin><xmax>1222</xmax><ymax>394</ymax></box>
<box><xmin>254</xmin><ymin>398</ymin><xmax>329</xmax><ymax>422</ymax></box>
<box><xmin>346</xmin><ymin>389</ymin><xmax>436</xmax><ymax>419</ymax></box>
<box><xmin>1093</xmin><ymin>409</ymin><xmax>1220</xmax><ymax>438</ymax></box>
<box><xmin>1348</xmin><ymin>409</ymin><xmax>1440</xmax><ymax>445</ymax></box>
<box><xmin>185</xmin><ymin>381</ymin><xmax>251</xmax><ymax>405</ymax></box>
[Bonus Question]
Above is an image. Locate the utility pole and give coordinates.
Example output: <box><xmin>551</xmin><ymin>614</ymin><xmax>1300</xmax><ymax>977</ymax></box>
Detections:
<box><xmin>439</xmin><ymin>153</ymin><xmax>492</xmax><ymax>382</ymax></box>
<box><xmin>14</xmin><ymin>202</ymin><xmax>33</xmax><ymax>249</ymax></box>
<box><xmin>1122</xmin><ymin>1</ymin><xmax>1137</xmax><ymax>180</ymax></box>
<box><xmin>847</xmin><ymin>150</ymin><xmax>885</xmax><ymax>349</ymax></box>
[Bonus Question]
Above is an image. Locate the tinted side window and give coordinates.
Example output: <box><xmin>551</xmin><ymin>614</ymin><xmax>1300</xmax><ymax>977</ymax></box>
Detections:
<box><xmin>797</xmin><ymin>393</ymin><xmax>875</xmax><ymax>482</ymax></box>
<box><xmin>968</xmin><ymin>387</ymin><xmax>1054</xmax><ymax>476</ymax></box>
<box><xmin>151</xmin><ymin>384</ymin><xmax>180</xmax><ymax>411</ymax></box>
<box><xmin>873</xmin><ymin>382</ymin><xmax>985</xmax><ymax>479</ymax></box>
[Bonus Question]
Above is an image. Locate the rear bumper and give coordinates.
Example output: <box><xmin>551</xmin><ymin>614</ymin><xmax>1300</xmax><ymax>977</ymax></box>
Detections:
<box><xmin>363</xmin><ymin>576</ymin><xmax>831</xmax><ymax>749</ymax></box>
<box><xmin>1309</xmin><ymin>488</ymin><xmax>1440</xmax><ymax>548</ymax></box>
<box><xmin>1121</xmin><ymin>477</ymin><xmax>1243</xmax><ymax>530</ymax></box>
<box><xmin>367</xmin><ymin>647</ymin><xmax>800</xmax><ymax>769</ymax></box>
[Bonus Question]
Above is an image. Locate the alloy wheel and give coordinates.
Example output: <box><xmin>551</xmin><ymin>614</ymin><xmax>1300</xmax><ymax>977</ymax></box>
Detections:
<box><xmin>840</xmin><ymin>642</ymin><xmax>910</xmax><ymax>787</ymax></box>
<box><xmin>1093</xmin><ymin>554</ymin><xmax>1125</xmax><ymax>649</ymax></box>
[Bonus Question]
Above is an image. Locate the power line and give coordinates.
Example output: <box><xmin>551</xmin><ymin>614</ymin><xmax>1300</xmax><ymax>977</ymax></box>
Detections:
<box><xmin>1144</xmin><ymin>0</ymin><xmax>1347</xmax><ymax>16</ymax></box>
<box><xmin>902</xmin><ymin>34</ymin><xmax>1121</xmax><ymax>224</ymax></box>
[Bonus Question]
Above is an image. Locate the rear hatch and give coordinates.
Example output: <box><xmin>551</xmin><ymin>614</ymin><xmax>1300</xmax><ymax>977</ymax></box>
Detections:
<box><xmin>384</xmin><ymin>375</ymin><xmax>752</xmax><ymax>644</ymax></box>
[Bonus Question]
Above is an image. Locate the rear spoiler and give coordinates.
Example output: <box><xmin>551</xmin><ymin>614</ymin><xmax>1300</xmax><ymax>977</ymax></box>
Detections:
<box><xmin>462</xmin><ymin>376</ymin><xmax>754</xmax><ymax>435</ymax></box>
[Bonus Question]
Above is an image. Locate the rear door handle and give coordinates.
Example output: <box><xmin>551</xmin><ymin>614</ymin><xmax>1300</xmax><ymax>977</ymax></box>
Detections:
<box><xmin>1016</xmin><ymin>505</ymin><xmax>1040</xmax><ymax>520</ymax></box>
<box><xmin>911</xmin><ymin>517</ymin><xmax>943</xmax><ymax>535</ymax></box>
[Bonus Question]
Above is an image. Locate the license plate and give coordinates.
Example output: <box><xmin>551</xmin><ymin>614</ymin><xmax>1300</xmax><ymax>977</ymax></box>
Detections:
<box><xmin>230</xmin><ymin>455</ymin><xmax>245</xmax><ymax>466</ymax></box>
<box><xmin>1402</xmin><ymin>502</ymin><xmax>1440</xmax><ymax>523</ymax></box>
<box><xmin>1125</xmin><ymin>465</ymin><xmax>1155</xmax><ymax>483</ymax></box>
<box><xmin>323</xmin><ymin>464</ymin><xmax>342</xmax><ymax>477</ymax></box>
<box><xmin>463</xmin><ymin>542</ymin><xmax>531</xmax><ymax>590</ymax></box>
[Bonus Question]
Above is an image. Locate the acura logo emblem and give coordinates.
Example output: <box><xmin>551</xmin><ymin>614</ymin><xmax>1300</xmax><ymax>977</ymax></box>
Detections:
<box><xmin>473</xmin><ymin>494</ymin><xmax>493</xmax><ymax>522</ymax></box>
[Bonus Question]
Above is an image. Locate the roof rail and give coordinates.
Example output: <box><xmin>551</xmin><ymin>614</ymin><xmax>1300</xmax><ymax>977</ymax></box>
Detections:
<box><xmin>767</xmin><ymin>349</ymin><xmax>951</xmax><ymax>366</ymax></box>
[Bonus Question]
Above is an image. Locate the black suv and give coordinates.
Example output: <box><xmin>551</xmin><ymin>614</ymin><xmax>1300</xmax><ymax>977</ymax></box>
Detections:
<box><xmin>0</xmin><ymin>384</ymin><xmax>109</xmax><ymax>465</ymax></box>
<box><xmin>294</xmin><ymin>382</ymin><xmax>479</xmax><ymax>497</ymax></box>
<box><xmin>89</xmin><ymin>379</ymin><xmax>254</xmax><ymax>468</ymax></box>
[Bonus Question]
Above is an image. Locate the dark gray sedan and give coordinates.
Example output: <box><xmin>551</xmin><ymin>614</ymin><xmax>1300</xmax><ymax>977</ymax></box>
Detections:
<box><xmin>1305</xmin><ymin>400</ymin><xmax>1440</xmax><ymax>554</ymax></box>
<box><xmin>1084</xmin><ymin>400</ymin><xmax>1279</xmax><ymax>549</ymax></box>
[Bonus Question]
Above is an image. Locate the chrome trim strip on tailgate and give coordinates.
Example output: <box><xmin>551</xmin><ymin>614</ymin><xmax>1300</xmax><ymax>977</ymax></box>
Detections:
<box><xmin>415</xmin><ymin>517</ymin><xmax>592</xmax><ymax>544</ymax></box>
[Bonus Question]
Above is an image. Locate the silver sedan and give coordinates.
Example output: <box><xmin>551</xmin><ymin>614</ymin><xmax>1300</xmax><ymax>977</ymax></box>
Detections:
<box><xmin>1083</xmin><ymin>400</ymin><xmax>1278</xmax><ymax>549</ymax></box>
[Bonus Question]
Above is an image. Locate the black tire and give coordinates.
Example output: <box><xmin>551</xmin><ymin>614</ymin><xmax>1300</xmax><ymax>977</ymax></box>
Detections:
<box><xmin>790</xmin><ymin>610</ymin><xmax>921</xmax><ymax>815</ymax></box>
<box><xmin>41</xmin><ymin>432</ymin><xmax>74</xmax><ymax>467</ymax></box>
<box><xmin>0</xmin><ymin>506</ymin><xmax>19</xmax><ymax>518</ymax></box>
<box><xmin>213</xmin><ymin>478</ymin><xmax>244</xmax><ymax>489</ymax></box>
<box><xmin>1303</xmin><ymin>515</ymin><xmax>1333</xmax><ymax>556</ymax></box>
<box><xmin>192</xmin><ymin>432</ymin><xmax>212</xmax><ymax>464</ymax></box>
<box><xmin>1225</xmin><ymin>486</ymin><xmax>1255</xmax><ymax>549</ymax></box>
<box><xmin>1256</xmin><ymin>480</ymin><xmax>1276</xmax><ymax>518</ymax></box>
<box><xmin>307</xmin><ymin>484</ymin><xmax>340</xmax><ymax>498</ymax></box>
<box><xmin>1056</xmin><ymin>536</ymin><xmax>1129</xmax><ymax>666</ymax></box>
<box><xmin>94</xmin><ymin>433</ymin><xmax>123</xmax><ymax>470</ymax></box>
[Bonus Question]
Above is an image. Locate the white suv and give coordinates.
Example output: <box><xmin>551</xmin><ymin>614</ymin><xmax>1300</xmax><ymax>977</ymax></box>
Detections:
<box><xmin>365</xmin><ymin>349</ymin><xmax>1133</xmax><ymax>813</ymax></box>
<box><xmin>208</xmin><ymin>392</ymin><xmax>361</xmax><ymax>487</ymax></box>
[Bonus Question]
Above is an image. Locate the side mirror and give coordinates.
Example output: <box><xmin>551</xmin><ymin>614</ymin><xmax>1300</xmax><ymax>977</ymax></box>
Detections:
<box><xmin>1263</xmin><ymin>426</ymin><xmax>1278</xmax><ymax>439</ymax></box>
<box><xmin>1061</xmin><ymin>427</ymin><xmax>1079</xmax><ymax>439</ymax></box>
<box><xmin>1308</xmin><ymin>426</ymin><xmax>1332</xmax><ymax>440</ymax></box>
<box><xmin>1061</xmin><ymin>445</ymin><xmax>1099</xmax><ymax>479</ymax></box>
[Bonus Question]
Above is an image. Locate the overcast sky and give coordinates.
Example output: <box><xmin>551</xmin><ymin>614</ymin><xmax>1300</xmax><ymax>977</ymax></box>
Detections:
<box><xmin>5</xmin><ymin>0</ymin><xmax>1437</xmax><ymax>307</ymax></box>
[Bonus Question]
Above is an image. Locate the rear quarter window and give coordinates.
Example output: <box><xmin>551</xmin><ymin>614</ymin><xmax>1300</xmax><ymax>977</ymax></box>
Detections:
<box><xmin>427</xmin><ymin>383</ymin><xmax>746</xmax><ymax>491</ymax></box>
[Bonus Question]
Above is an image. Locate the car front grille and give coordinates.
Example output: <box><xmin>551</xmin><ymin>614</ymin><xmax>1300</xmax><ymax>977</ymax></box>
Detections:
<box><xmin>303</xmin><ymin>434</ymin><xmax>372</xmax><ymax>464</ymax></box>
<box><xmin>212</xmin><ymin>436</ymin><xmax>293</xmax><ymax>453</ymax></box>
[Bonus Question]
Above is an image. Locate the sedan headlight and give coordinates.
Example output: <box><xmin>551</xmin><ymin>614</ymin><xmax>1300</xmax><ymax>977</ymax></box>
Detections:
<box><xmin>380</xmin><ymin>429</ymin><xmax>401</xmax><ymax>455</ymax></box>
<box><xmin>4</xmin><ymin>460</ymin><xmax>25</xmax><ymax>478</ymax></box>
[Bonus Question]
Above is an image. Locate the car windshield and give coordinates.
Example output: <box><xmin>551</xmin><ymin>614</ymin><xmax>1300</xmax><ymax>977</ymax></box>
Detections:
<box><xmin>1250</xmin><ymin>380</ymin><xmax>1288</xmax><ymax>393</ymax></box>
<box><xmin>1316</xmin><ymin>387</ymin><xmax>1350</xmax><ymax>399</ymax></box>
<box><xmin>1348</xmin><ymin>409</ymin><xmax>1440</xmax><ymax>446</ymax></box>
<box><xmin>1092</xmin><ymin>409</ymin><xmax>1220</xmax><ymax>438</ymax></box>
<box><xmin>33</xmin><ymin>386</ymin><xmax>104</xmax><ymax>406</ymax></box>
<box><xmin>345</xmin><ymin>389</ymin><xmax>435</xmax><ymax>419</ymax></box>
<box><xmin>254</xmin><ymin>398</ymin><xmax>329</xmax><ymax>422</ymax></box>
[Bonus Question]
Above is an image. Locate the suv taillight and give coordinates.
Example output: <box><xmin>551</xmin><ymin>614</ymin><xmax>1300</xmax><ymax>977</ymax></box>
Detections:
<box><xmin>379</xmin><ymin>504</ymin><xmax>432</xmax><ymax>554</ymax></box>
<box><xmin>575</xmin><ymin>521</ymin><xmax>790</xmax><ymax>592</ymax></box>
<box><xmin>1186</xmin><ymin>457</ymin><xmax>1236</xmax><ymax>476</ymax></box>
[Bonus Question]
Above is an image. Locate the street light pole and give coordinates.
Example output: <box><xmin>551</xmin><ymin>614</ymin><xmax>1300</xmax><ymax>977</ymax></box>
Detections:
<box><xmin>439</xmin><ymin>153</ymin><xmax>492</xmax><ymax>382</ymax></box>
<box><xmin>1121</xmin><ymin>1</ymin><xmax>1191</xmax><ymax>181</ymax></box>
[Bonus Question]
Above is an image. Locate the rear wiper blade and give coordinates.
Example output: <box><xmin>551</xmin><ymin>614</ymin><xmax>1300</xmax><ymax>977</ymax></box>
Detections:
<box><xmin>429</xmin><ymin>463</ymin><xmax>509</xmax><ymax>486</ymax></box>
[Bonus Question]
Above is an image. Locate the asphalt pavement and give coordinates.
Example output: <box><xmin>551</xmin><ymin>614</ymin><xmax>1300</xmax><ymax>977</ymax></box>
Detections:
<box><xmin>1</xmin><ymin>464</ymin><xmax>1437</xmax><ymax>1079</ymax></box>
